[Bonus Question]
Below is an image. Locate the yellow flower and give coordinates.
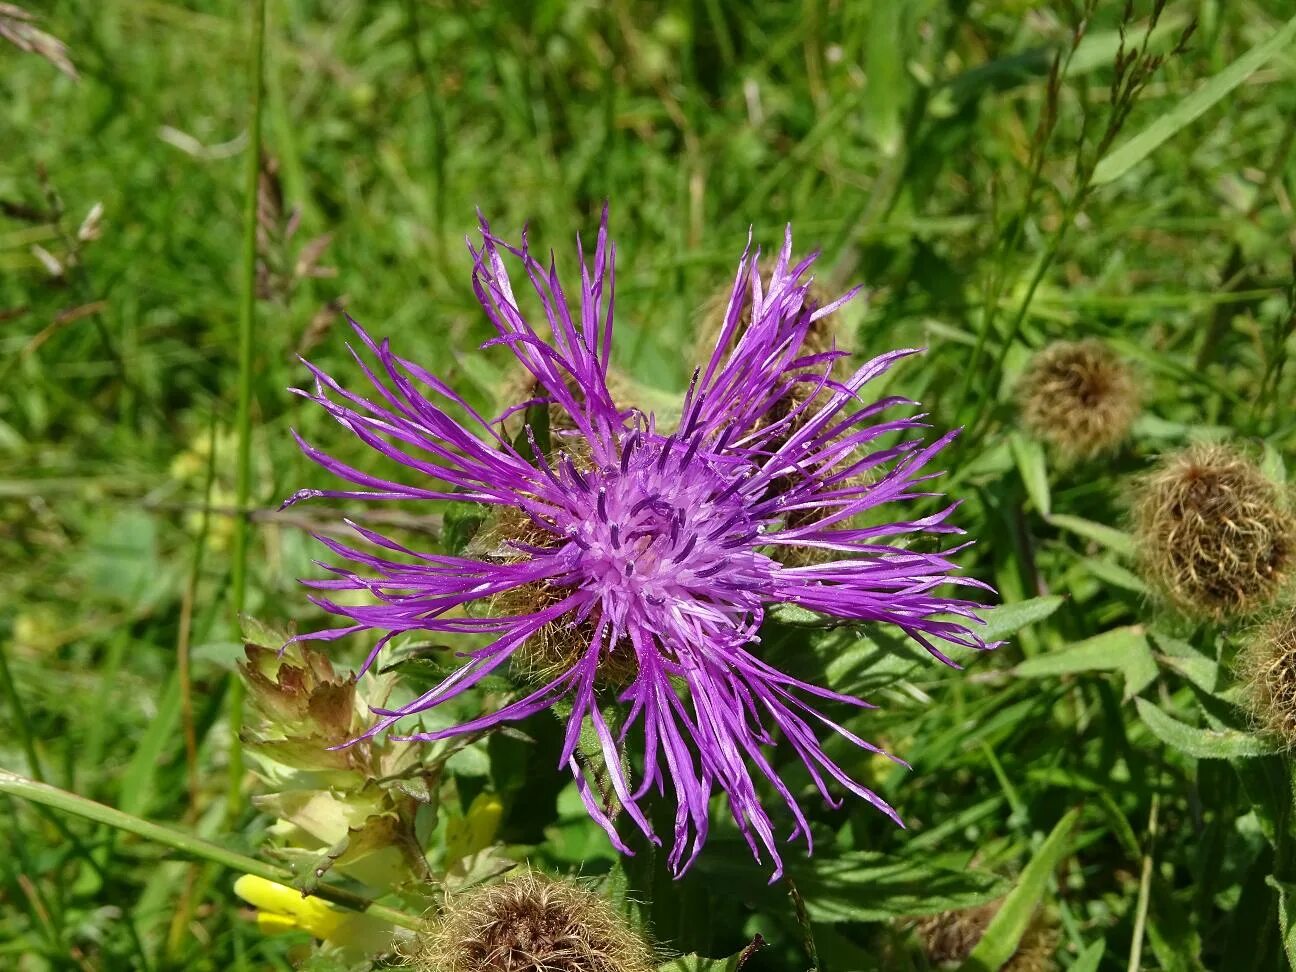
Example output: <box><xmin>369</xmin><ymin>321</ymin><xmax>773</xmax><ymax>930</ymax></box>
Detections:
<box><xmin>444</xmin><ymin>791</ymin><xmax>504</xmax><ymax>869</ymax></box>
<box><xmin>233</xmin><ymin>875</ymin><xmax>395</xmax><ymax>959</ymax></box>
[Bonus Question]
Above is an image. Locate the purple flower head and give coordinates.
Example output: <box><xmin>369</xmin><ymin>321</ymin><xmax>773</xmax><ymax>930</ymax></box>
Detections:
<box><xmin>285</xmin><ymin>208</ymin><xmax>993</xmax><ymax>879</ymax></box>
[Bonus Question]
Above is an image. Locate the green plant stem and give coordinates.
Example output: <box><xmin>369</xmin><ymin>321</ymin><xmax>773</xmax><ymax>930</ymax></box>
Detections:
<box><xmin>1126</xmin><ymin>794</ymin><xmax>1159</xmax><ymax>972</ymax></box>
<box><xmin>228</xmin><ymin>0</ymin><xmax>268</xmax><ymax>823</ymax></box>
<box><xmin>784</xmin><ymin>875</ymin><xmax>819</xmax><ymax>971</ymax></box>
<box><xmin>0</xmin><ymin>770</ymin><xmax>426</xmax><ymax>933</ymax></box>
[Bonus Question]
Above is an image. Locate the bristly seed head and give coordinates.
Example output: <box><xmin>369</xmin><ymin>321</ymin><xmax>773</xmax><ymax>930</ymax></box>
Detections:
<box><xmin>1237</xmin><ymin>604</ymin><xmax>1296</xmax><ymax>748</ymax></box>
<box><xmin>913</xmin><ymin>901</ymin><xmax>1058</xmax><ymax>972</ymax></box>
<box><xmin>1132</xmin><ymin>442</ymin><xmax>1295</xmax><ymax>620</ymax></box>
<box><xmin>1018</xmin><ymin>339</ymin><xmax>1139</xmax><ymax>459</ymax></box>
<box><xmin>405</xmin><ymin>872</ymin><xmax>655</xmax><ymax>972</ymax></box>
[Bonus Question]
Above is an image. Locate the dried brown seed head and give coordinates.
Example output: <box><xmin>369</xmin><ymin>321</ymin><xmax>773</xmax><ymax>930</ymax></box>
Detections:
<box><xmin>1132</xmin><ymin>443</ymin><xmax>1296</xmax><ymax>620</ymax></box>
<box><xmin>407</xmin><ymin>872</ymin><xmax>655</xmax><ymax>972</ymax></box>
<box><xmin>1237</xmin><ymin>605</ymin><xmax>1296</xmax><ymax>748</ymax></box>
<box><xmin>914</xmin><ymin>900</ymin><xmax>1058</xmax><ymax>971</ymax></box>
<box><xmin>1018</xmin><ymin>339</ymin><xmax>1139</xmax><ymax>459</ymax></box>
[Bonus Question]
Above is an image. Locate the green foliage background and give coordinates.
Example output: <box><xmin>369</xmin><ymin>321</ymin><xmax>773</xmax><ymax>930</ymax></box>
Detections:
<box><xmin>3</xmin><ymin>1</ymin><xmax>1296</xmax><ymax>969</ymax></box>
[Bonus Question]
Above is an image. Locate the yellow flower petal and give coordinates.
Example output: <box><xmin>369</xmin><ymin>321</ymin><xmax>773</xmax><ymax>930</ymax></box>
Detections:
<box><xmin>233</xmin><ymin>875</ymin><xmax>345</xmax><ymax>939</ymax></box>
<box><xmin>254</xmin><ymin>912</ymin><xmax>301</xmax><ymax>936</ymax></box>
<box><xmin>445</xmin><ymin>792</ymin><xmax>504</xmax><ymax>866</ymax></box>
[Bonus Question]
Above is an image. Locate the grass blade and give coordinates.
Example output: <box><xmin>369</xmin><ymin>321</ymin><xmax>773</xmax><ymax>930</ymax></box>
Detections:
<box><xmin>227</xmin><ymin>0</ymin><xmax>269</xmax><ymax>821</ymax></box>
<box><xmin>960</xmin><ymin>808</ymin><xmax>1080</xmax><ymax>972</ymax></box>
<box><xmin>1093</xmin><ymin>14</ymin><xmax>1296</xmax><ymax>185</ymax></box>
<box><xmin>0</xmin><ymin>770</ymin><xmax>425</xmax><ymax>933</ymax></box>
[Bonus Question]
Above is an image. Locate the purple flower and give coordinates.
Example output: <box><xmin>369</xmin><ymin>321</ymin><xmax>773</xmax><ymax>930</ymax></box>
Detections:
<box><xmin>285</xmin><ymin>208</ymin><xmax>992</xmax><ymax>879</ymax></box>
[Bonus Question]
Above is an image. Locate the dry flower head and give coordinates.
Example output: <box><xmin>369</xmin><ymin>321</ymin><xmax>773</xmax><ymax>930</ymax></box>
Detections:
<box><xmin>407</xmin><ymin>872</ymin><xmax>655</xmax><ymax>972</ymax></box>
<box><xmin>1132</xmin><ymin>443</ymin><xmax>1295</xmax><ymax>620</ymax></box>
<box><xmin>1237</xmin><ymin>605</ymin><xmax>1296</xmax><ymax>748</ymax></box>
<box><xmin>914</xmin><ymin>900</ymin><xmax>1058</xmax><ymax>972</ymax></box>
<box><xmin>1018</xmin><ymin>339</ymin><xmax>1139</xmax><ymax>459</ymax></box>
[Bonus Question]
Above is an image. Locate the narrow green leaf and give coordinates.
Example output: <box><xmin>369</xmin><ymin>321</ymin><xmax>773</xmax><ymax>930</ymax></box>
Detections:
<box><xmin>863</xmin><ymin>0</ymin><xmax>907</xmax><ymax>156</ymax></box>
<box><xmin>1231</xmin><ymin>757</ymin><xmax>1291</xmax><ymax>847</ymax></box>
<box><xmin>1015</xmin><ymin>626</ymin><xmax>1152</xmax><ymax>684</ymax></box>
<box><xmin>1071</xmin><ymin>940</ymin><xmax>1106</xmax><ymax>972</ymax></box>
<box><xmin>119</xmin><ymin>667</ymin><xmax>182</xmax><ymax>818</ymax></box>
<box><xmin>979</xmin><ymin>595</ymin><xmax>1065</xmax><ymax>642</ymax></box>
<box><xmin>793</xmin><ymin>852</ymin><xmax>1007</xmax><ymax>924</ymax></box>
<box><xmin>769</xmin><ymin>603</ymin><xmax>828</xmax><ymax>625</ymax></box>
<box><xmin>1135</xmin><ymin>699</ymin><xmax>1276</xmax><ymax>759</ymax></box>
<box><xmin>1124</xmin><ymin>640</ymin><xmax>1161</xmax><ymax>700</ymax></box>
<box><xmin>1047</xmin><ymin>513</ymin><xmax>1136</xmax><ymax>557</ymax></box>
<box><xmin>656</xmin><ymin>954</ymin><xmax>742</xmax><ymax>972</ymax></box>
<box><xmin>1080</xmin><ymin>556</ymin><xmax>1146</xmax><ymax>594</ymax></box>
<box><xmin>1093</xmin><ymin>14</ymin><xmax>1296</xmax><ymax>185</ymax></box>
<box><xmin>960</xmin><ymin>808</ymin><xmax>1080</xmax><ymax>972</ymax></box>
<box><xmin>1149</xmin><ymin>630</ymin><xmax>1218</xmax><ymax>693</ymax></box>
<box><xmin>1266</xmin><ymin>877</ymin><xmax>1296</xmax><ymax>971</ymax></box>
<box><xmin>1010</xmin><ymin>433</ymin><xmax>1051</xmax><ymax>517</ymax></box>
<box><xmin>697</xmin><ymin>846</ymin><xmax>1006</xmax><ymax>925</ymax></box>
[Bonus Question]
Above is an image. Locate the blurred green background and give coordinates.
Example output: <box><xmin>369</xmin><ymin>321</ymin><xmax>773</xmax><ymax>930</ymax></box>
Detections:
<box><xmin>4</xmin><ymin>1</ymin><xmax>1296</xmax><ymax>969</ymax></box>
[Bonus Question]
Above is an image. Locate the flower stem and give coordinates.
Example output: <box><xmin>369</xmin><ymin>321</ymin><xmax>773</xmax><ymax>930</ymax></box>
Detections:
<box><xmin>228</xmin><ymin>0</ymin><xmax>268</xmax><ymax>822</ymax></box>
<box><xmin>0</xmin><ymin>770</ymin><xmax>427</xmax><ymax>933</ymax></box>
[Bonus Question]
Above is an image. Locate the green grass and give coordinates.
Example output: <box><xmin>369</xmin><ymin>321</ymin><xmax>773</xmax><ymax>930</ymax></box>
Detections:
<box><xmin>3</xmin><ymin>1</ymin><xmax>1296</xmax><ymax>969</ymax></box>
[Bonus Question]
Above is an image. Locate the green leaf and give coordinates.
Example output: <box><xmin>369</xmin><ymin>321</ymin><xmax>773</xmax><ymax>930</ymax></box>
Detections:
<box><xmin>1015</xmin><ymin>626</ymin><xmax>1157</xmax><ymax>698</ymax></box>
<box><xmin>1147</xmin><ymin>876</ymin><xmax>1207</xmax><ymax>972</ymax></box>
<box><xmin>960</xmin><ymin>808</ymin><xmax>1080</xmax><ymax>972</ymax></box>
<box><xmin>1135</xmin><ymin>699</ymin><xmax>1277</xmax><ymax>759</ymax></box>
<box><xmin>1010</xmin><ymin>433</ymin><xmax>1051</xmax><ymax>516</ymax></box>
<box><xmin>768</xmin><ymin>603</ymin><xmax>829</xmax><ymax>625</ymax></box>
<box><xmin>656</xmin><ymin>954</ymin><xmax>743</xmax><ymax>972</ymax></box>
<box><xmin>1080</xmin><ymin>556</ymin><xmax>1146</xmax><ymax>594</ymax></box>
<box><xmin>1232</xmin><ymin>757</ymin><xmax>1293</xmax><ymax>851</ymax></box>
<box><xmin>863</xmin><ymin>0</ymin><xmax>907</xmax><ymax>156</ymax></box>
<box><xmin>1070</xmin><ymin>940</ymin><xmax>1106</xmax><ymax>972</ymax></box>
<box><xmin>239</xmin><ymin>613</ymin><xmax>294</xmax><ymax>650</ymax></box>
<box><xmin>1046</xmin><ymin>513</ymin><xmax>1136</xmax><ymax>557</ymax></box>
<box><xmin>978</xmin><ymin>595</ymin><xmax>1065</xmax><ymax>642</ymax></box>
<box><xmin>1266</xmin><ymin>876</ymin><xmax>1296</xmax><ymax>971</ymax></box>
<box><xmin>1092</xmin><ymin>13</ymin><xmax>1296</xmax><ymax>185</ymax></box>
<box><xmin>119</xmin><ymin>668</ymin><xmax>182</xmax><ymax>818</ymax></box>
<box><xmin>1149</xmin><ymin>630</ymin><xmax>1219</xmax><ymax>693</ymax></box>
<box><xmin>787</xmin><ymin>852</ymin><xmax>1007</xmax><ymax>924</ymax></box>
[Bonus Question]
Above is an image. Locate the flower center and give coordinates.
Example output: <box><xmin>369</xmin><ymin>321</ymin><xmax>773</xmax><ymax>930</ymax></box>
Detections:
<box><xmin>550</xmin><ymin>432</ymin><xmax>766</xmax><ymax>634</ymax></box>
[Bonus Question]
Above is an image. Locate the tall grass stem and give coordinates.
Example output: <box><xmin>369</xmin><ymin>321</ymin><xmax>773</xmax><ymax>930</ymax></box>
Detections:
<box><xmin>228</xmin><ymin>0</ymin><xmax>268</xmax><ymax>821</ymax></box>
<box><xmin>0</xmin><ymin>771</ymin><xmax>426</xmax><ymax>933</ymax></box>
